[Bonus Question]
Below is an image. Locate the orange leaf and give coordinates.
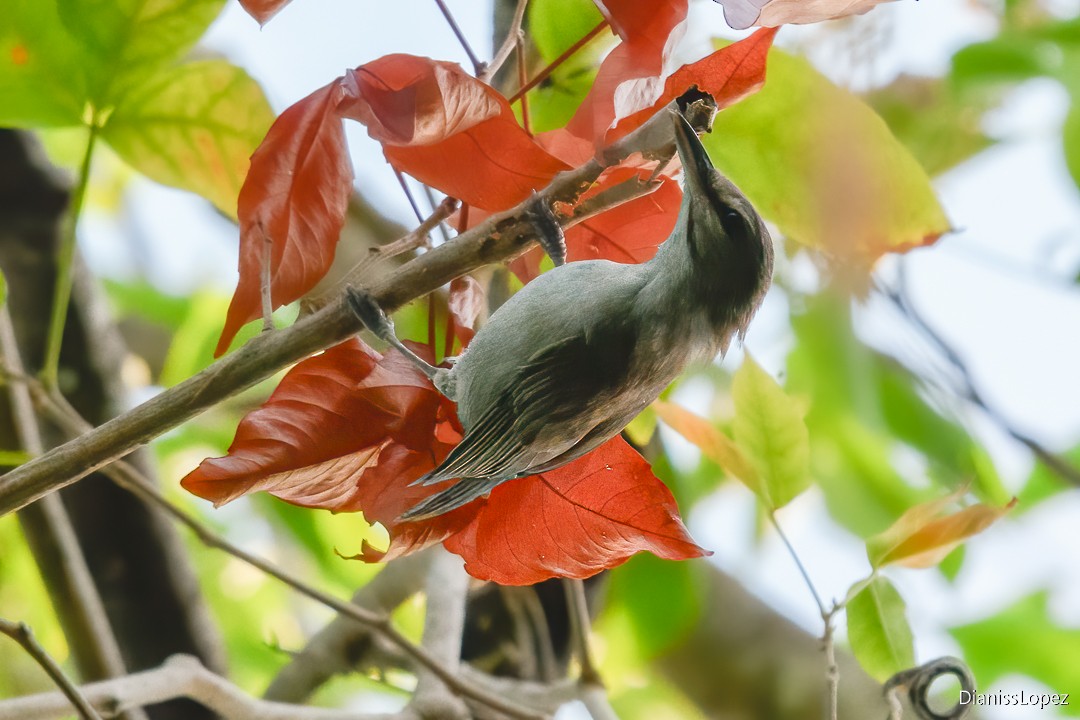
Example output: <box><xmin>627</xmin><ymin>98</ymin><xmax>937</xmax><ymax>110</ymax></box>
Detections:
<box><xmin>444</xmin><ymin>436</ymin><xmax>708</xmax><ymax>584</ymax></box>
<box><xmin>609</xmin><ymin>26</ymin><xmax>778</xmax><ymax>143</ymax></box>
<box><xmin>215</xmin><ymin>80</ymin><xmax>353</xmax><ymax>356</ymax></box>
<box><xmin>238</xmin><ymin>0</ymin><xmax>292</xmax><ymax>25</ymax></box>
<box><xmin>867</xmin><ymin>494</ymin><xmax>1017</xmax><ymax>569</ymax></box>
<box><xmin>339</xmin><ymin>55</ymin><xmax>569</xmax><ymax>211</ymax></box>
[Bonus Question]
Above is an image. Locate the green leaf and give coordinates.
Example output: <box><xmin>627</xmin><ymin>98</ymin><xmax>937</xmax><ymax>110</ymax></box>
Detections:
<box><xmin>0</xmin><ymin>268</ymin><xmax>7</xmax><ymax>309</ymax></box>
<box><xmin>0</xmin><ymin>450</ymin><xmax>31</xmax><ymax>466</ymax></box>
<box><xmin>0</xmin><ymin>0</ymin><xmax>92</xmax><ymax>126</ymax></box>
<box><xmin>55</xmin><ymin>0</ymin><xmax>225</xmax><ymax>105</ymax></box>
<box><xmin>0</xmin><ymin>0</ymin><xmax>225</xmax><ymax>129</ymax></box>
<box><xmin>951</xmin><ymin>36</ymin><xmax>1060</xmax><ymax>90</ymax></box>
<box><xmin>867</xmin><ymin>75</ymin><xmax>992</xmax><ymax>178</ymax></box>
<box><xmin>951</xmin><ymin>592</ymin><xmax>1080</xmax><ymax>705</ymax></box>
<box><xmin>103</xmin><ymin>60</ymin><xmax>274</xmax><ymax>217</ymax></box>
<box><xmin>529</xmin><ymin>0</ymin><xmax>603</xmax><ymax>62</ymax></box>
<box><xmin>732</xmin><ymin>354</ymin><xmax>810</xmax><ymax>509</ymax></box>
<box><xmin>846</xmin><ymin>576</ymin><xmax>915</xmax><ymax>682</ymax></box>
<box><xmin>524</xmin><ymin>0</ymin><xmax>612</xmax><ymax>133</ymax></box>
<box><xmin>706</xmin><ymin>46</ymin><xmax>950</xmax><ymax>266</ymax></box>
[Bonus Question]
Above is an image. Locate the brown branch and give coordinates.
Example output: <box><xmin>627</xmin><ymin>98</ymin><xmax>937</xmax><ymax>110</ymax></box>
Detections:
<box><xmin>0</xmin><ymin>654</ymin><xmax>414</xmax><ymax>720</ymax></box>
<box><xmin>0</xmin><ymin>102</ymin><xmax>700</xmax><ymax>518</ymax></box>
<box><xmin>0</xmin><ymin>306</ymin><xmax>136</xmax><ymax>708</ymax></box>
<box><xmin>0</xmin><ymin>617</ymin><xmax>102</xmax><ymax>720</ymax></box>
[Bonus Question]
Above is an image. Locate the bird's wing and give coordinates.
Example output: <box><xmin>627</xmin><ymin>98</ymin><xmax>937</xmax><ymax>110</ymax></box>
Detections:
<box><xmin>416</xmin><ymin>317</ymin><xmax>638</xmax><ymax>486</ymax></box>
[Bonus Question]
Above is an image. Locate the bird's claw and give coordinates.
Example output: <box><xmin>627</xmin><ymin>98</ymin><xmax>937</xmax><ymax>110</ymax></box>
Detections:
<box><xmin>346</xmin><ymin>287</ymin><xmax>394</xmax><ymax>339</ymax></box>
<box><xmin>524</xmin><ymin>192</ymin><xmax>566</xmax><ymax>267</ymax></box>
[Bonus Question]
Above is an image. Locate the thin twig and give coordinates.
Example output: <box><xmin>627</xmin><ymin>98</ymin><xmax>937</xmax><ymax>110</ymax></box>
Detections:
<box><xmin>26</xmin><ymin>386</ymin><xmax>544</xmax><ymax>720</ymax></box>
<box><xmin>0</xmin><ymin>100</ymin><xmax>707</xmax><ymax>516</ymax></box>
<box><xmin>517</xmin><ymin>33</ymin><xmax>532</xmax><ymax>136</ymax></box>
<box><xmin>562</xmin><ymin>580</ymin><xmax>600</xmax><ymax>685</ymax></box>
<box><xmin>394</xmin><ymin>170</ymin><xmax>426</xmax><ymax>224</ymax></box>
<box><xmin>433</xmin><ymin>0</ymin><xmax>485</xmax><ymax>75</ymax></box>
<box><xmin>420</xmin><ymin>185</ymin><xmax>454</xmax><ymax>244</ymax></box>
<box><xmin>0</xmin><ymin>307</ymin><xmax>136</xmax><ymax>711</ymax></box>
<box><xmin>878</xmin><ymin>269</ymin><xmax>1080</xmax><ymax>488</ymax></box>
<box><xmin>482</xmin><ymin>0</ymin><xmax>529</xmax><ymax>83</ymax></box>
<box><xmin>42</xmin><ymin>122</ymin><xmax>98</xmax><ymax>389</ymax></box>
<box><xmin>0</xmin><ymin>618</ymin><xmax>102</xmax><ymax>720</ymax></box>
<box><xmin>509</xmin><ymin>19</ymin><xmax>608</xmax><ymax>104</ymax></box>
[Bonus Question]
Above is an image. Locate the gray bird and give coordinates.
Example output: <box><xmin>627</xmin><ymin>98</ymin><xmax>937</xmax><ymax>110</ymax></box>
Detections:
<box><xmin>350</xmin><ymin>110</ymin><xmax>773</xmax><ymax>521</ymax></box>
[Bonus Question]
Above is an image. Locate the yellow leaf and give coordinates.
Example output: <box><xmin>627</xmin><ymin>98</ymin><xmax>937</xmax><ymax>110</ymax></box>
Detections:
<box><xmin>867</xmin><ymin>494</ymin><xmax>1017</xmax><ymax>569</ymax></box>
<box><xmin>653</xmin><ymin>400</ymin><xmax>763</xmax><ymax>498</ymax></box>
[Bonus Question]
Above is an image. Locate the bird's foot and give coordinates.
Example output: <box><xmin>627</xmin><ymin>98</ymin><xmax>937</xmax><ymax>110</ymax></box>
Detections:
<box><xmin>524</xmin><ymin>192</ymin><xmax>566</xmax><ymax>267</ymax></box>
<box><xmin>346</xmin><ymin>287</ymin><xmax>441</xmax><ymax>381</ymax></box>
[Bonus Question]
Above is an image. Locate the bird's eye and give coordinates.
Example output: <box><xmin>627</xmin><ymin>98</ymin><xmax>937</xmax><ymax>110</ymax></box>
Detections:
<box><xmin>721</xmin><ymin>209</ymin><xmax>745</xmax><ymax>237</ymax></box>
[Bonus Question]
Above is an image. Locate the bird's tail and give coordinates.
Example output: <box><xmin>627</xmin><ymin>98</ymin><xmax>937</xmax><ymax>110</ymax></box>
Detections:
<box><xmin>399</xmin><ymin>478</ymin><xmax>502</xmax><ymax>522</ymax></box>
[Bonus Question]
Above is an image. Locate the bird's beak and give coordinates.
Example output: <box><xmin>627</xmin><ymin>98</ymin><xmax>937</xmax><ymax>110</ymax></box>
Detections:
<box><xmin>672</xmin><ymin>111</ymin><xmax>713</xmax><ymax>198</ymax></box>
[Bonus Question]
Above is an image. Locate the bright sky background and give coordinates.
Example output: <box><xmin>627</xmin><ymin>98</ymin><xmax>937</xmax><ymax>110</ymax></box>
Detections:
<box><xmin>75</xmin><ymin>1</ymin><xmax>1080</xmax><ymax>716</ymax></box>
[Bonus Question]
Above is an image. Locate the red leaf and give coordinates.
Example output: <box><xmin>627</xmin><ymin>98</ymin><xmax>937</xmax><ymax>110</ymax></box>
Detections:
<box><xmin>339</xmin><ymin>55</ymin><xmax>569</xmax><ymax>211</ymax></box>
<box><xmin>509</xmin><ymin>167</ymin><xmax>682</xmax><ymax>282</ymax></box>
<box><xmin>215</xmin><ymin>81</ymin><xmax>353</xmax><ymax>356</ymax></box>
<box><xmin>182</xmin><ymin>338</ymin><xmax>461</xmax><ymax>511</ymax></box>
<box><xmin>610</xmin><ymin>26</ymin><xmax>779</xmax><ymax>143</ymax></box>
<box><xmin>566</xmin><ymin>0</ymin><xmax>689</xmax><ymax>143</ymax></box>
<box><xmin>238</xmin><ymin>0</ymin><xmax>291</xmax><ymax>25</ymax></box>
<box><xmin>444</xmin><ymin>436</ymin><xmax>708</xmax><ymax>585</ymax></box>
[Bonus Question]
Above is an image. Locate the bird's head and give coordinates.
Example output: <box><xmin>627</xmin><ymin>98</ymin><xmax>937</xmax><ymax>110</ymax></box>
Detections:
<box><xmin>671</xmin><ymin>110</ymin><xmax>774</xmax><ymax>328</ymax></box>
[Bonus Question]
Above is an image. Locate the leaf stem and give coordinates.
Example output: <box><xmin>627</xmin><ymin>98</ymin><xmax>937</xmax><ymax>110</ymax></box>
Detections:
<box><xmin>769</xmin><ymin>511</ymin><xmax>826</xmax><ymax>616</ymax></box>
<box><xmin>508</xmin><ymin>19</ymin><xmax>608</xmax><ymax>104</ymax></box>
<box><xmin>42</xmin><ymin>122</ymin><xmax>99</xmax><ymax>390</ymax></box>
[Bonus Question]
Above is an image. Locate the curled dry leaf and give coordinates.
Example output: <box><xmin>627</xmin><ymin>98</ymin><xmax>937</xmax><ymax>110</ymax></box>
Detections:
<box><xmin>713</xmin><ymin>0</ymin><xmax>898</xmax><ymax>30</ymax></box>
<box><xmin>184</xmin><ymin>338</ymin><xmax>705</xmax><ymax>584</ymax></box>
<box><xmin>866</xmin><ymin>492</ymin><xmax>1018</xmax><ymax>569</ymax></box>
<box><xmin>447</xmin><ymin>275</ymin><xmax>485</xmax><ymax>347</ymax></box>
